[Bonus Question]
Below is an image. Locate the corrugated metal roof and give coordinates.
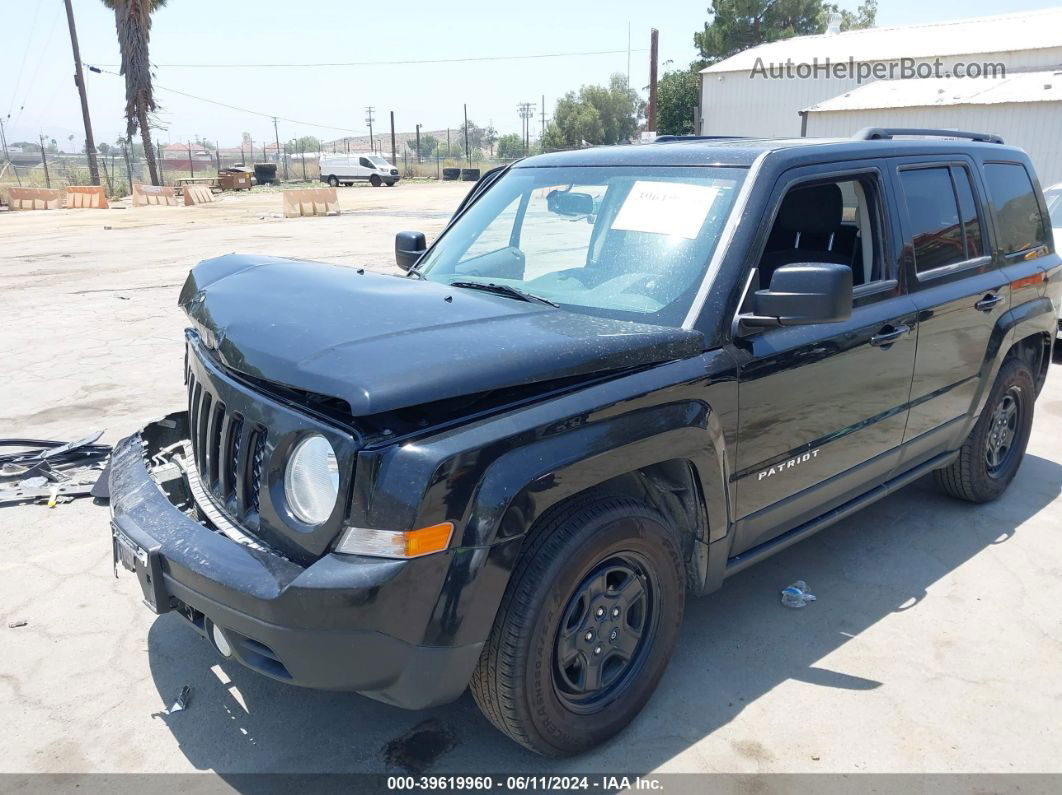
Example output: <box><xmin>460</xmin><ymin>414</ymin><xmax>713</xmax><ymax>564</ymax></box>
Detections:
<box><xmin>701</xmin><ymin>8</ymin><xmax>1062</xmax><ymax>74</ymax></box>
<box><xmin>804</xmin><ymin>70</ymin><xmax>1062</xmax><ymax>112</ymax></box>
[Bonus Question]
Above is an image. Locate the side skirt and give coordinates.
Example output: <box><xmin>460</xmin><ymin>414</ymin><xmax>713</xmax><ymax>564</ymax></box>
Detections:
<box><xmin>721</xmin><ymin>449</ymin><xmax>959</xmax><ymax>578</ymax></box>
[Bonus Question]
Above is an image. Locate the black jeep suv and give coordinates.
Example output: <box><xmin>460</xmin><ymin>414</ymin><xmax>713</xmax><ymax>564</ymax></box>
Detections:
<box><xmin>110</xmin><ymin>130</ymin><xmax>1060</xmax><ymax>755</ymax></box>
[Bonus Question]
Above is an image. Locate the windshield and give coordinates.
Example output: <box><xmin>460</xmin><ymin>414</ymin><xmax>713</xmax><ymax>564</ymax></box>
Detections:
<box><xmin>1046</xmin><ymin>189</ymin><xmax>1062</xmax><ymax>229</ymax></box>
<box><xmin>416</xmin><ymin>165</ymin><xmax>746</xmax><ymax>327</ymax></box>
<box><xmin>369</xmin><ymin>156</ymin><xmax>391</xmax><ymax>168</ymax></box>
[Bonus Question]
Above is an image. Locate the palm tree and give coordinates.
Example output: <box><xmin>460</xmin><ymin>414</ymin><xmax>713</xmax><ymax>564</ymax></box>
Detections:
<box><xmin>102</xmin><ymin>0</ymin><xmax>166</xmax><ymax>185</ymax></box>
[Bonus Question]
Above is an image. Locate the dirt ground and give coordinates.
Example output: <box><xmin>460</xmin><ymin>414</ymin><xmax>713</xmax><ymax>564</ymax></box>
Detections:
<box><xmin>1</xmin><ymin>183</ymin><xmax>1061</xmax><ymax>778</ymax></box>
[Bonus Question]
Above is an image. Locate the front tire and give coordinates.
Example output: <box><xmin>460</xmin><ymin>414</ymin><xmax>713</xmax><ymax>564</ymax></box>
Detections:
<box><xmin>370</xmin><ymin>174</ymin><xmax>382</xmax><ymax>187</ymax></box>
<box><xmin>471</xmin><ymin>496</ymin><xmax>685</xmax><ymax>756</ymax></box>
<box><xmin>934</xmin><ymin>356</ymin><xmax>1035</xmax><ymax>502</ymax></box>
<box><xmin>327</xmin><ymin>175</ymin><xmax>339</xmax><ymax>188</ymax></box>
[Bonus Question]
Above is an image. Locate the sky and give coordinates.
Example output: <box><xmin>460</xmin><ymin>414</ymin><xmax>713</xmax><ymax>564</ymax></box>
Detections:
<box><xmin>3</xmin><ymin>0</ymin><xmax>1062</xmax><ymax>152</ymax></box>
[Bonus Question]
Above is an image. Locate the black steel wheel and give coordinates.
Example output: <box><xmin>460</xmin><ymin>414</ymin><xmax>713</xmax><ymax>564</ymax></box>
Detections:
<box><xmin>984</xmin><ymin>387</ymin><xmax>1022</xmax><ymax>475</ymax></box>
<box><xmin>370</xmin><ymin>174</ymin><xmax>382</xmax><ymax>187</ymax></box>
<box><xmin>935</xmin><ymin>356</ymin><xmax>1035</xmax><ymax>502</ymax></box>
<box><xmin>471</xmin><ymin>495</ymin><xmax>685</xmax><ymax>756</ymax></box>
<box><xmin>553</xmin><ymin>554</ymin><xmax>657</xmax><ymax>713</ymax></box>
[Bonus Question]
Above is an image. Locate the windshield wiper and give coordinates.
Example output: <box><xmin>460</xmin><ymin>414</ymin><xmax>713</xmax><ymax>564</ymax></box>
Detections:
<box><xmin>450</xmin><ymin>281</ymin><xmax>559</xmax><ymax>307</ymax></box>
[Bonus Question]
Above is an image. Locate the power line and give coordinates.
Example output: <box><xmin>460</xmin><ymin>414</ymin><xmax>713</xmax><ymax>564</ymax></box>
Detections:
<box><xmin>91</xmin><ymin>48</ymin><xmax>649</xmax><ymax>69</ymax></box>
<box><xmin>86</xmin><ymin>64</ymin><xmax>368</xmax><ymax>135</ymax></box>
<box><xmin>5</xmin><ymin>0</ymin><xmax>43</xmax><ymax>120</ymax></box>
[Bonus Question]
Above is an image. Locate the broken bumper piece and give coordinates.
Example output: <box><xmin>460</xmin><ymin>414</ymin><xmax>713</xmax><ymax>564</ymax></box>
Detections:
<box><xmin>108</xmin><ymin>412</ymin><xmax>482</xmax><ymax>709</ymax></box>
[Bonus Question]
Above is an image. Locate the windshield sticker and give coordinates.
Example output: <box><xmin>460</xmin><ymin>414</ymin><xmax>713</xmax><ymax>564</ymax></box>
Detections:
<box><xmin>610</xmin><ymin>181</ymin><xmax>721</xmax><ymax>239</ymax></box>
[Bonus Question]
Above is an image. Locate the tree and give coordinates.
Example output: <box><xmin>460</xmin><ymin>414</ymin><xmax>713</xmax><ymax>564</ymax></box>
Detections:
<box><xmin>406</xmin><ymin>134</ymin><xmax>439</xmax><ymax>159</ymax></box>
<box><xmin>495</xmin><ymin>133</ymin><xmax>524</xmax><ymax>160</ymax></box>
<box><xmin>821</xmin><ymin>0</ymin><xmax>876</xmax><ymax>31</ymax></box>
<box><xmin>97</xmin><ymin>142</ymin><xmax>113</xmax><ymax>155</ymax></box>
<box><xmin>656</xmin><ymin>67</ymin><xmax>700</xmax><ymax>136</ymax></box>
<box><xmin>695</xmin><ymin>0</ymin><xmax>877</xmax><ymax>65</ymax></box>
<box><xmin>102</xmin><ymin>0</ymin><xmax>167</xmax><ymax>185</ymax></box>
<box><xmin>482</xmin><ymin>124</ymin><xmax>498</xmax><ymax>156</ymax></box>
<box><xmin>544</xmin><ymin>73</ymin><xmax>643</xmax><ymax>150</ymax></box>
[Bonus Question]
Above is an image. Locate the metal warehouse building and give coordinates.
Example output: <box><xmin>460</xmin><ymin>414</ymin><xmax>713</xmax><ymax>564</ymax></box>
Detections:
<box><xmin>697</xmin><ymin>7</ymin><xmax>1062</xmax><ymax>149</ymax></box>
<box><xmin>803</xmin><ymin>71</ymin><xmax>1062</xmax><ymax>186</ymax></box>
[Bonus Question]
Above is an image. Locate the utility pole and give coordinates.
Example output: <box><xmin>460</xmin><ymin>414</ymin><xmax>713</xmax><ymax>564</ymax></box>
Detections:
<box><xmin>365</xmin><ymin>107</ymin><xmax>375</xmax><ymax>153</ymax></box>
<box><xmin>123</xmin><ymin>138</ymin><xmax>133</xmax><ymax>191</ymax></box>
<box><xmin>541</xmin><ymin>95</ymin><xmax>546</xmax><ymax>143</ymax></box>
<box><xmin>463</xmin><ymin>104</ymin><xmax>471</xmax><ymax>168</ymax></box>
<box><xmin>63</xmin><ymin>0</ymin><xmax>100</xmax><ymax>186</ymax></box>
<box><xmin>517</xmin><ymin>102</ymin><xmax>535</xmax><ymax>155</ymax></box>
<box><xmin>389</xmin><ymin>111</ymin><xmax>396</xmax><ymax>168</ymax></box>
<box><xmin>0</xmin><ymin>118</ymin><xmax>20</xmax><ymax>185</ymax></box>
<box><xmin>187</xmin><ymin>141</ymin><xmax>194</xmax><ymax>177</ymax></box>
<box><xmin>273</xmin><ymin>117</ymin><xmax>286</xmax><ymax>180</ymax></box>
<box><xmin>156</xmin><ymin>141</ymin><xmax>165</xmax><ymax>184</ymax></box>
<box><xmin>415</xmin><ymin>124</ymin><xmax>421</xmax><ymax>164</ymax></box>
<box><xmin>39</xmin><ymin>134</ymin><xmax>51</xmax><ymax>188</ymax></box>
<box><xmin>647</xmin><ymin>28</ymin><xmax>659</xmax><ymax>134</ymax></box>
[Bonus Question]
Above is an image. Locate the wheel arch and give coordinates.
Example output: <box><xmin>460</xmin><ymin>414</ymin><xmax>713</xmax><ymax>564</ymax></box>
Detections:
<box><xmin>465</xmin><ymin>402</ymin><xmax>731</xmax><ymax>596</ymax></box>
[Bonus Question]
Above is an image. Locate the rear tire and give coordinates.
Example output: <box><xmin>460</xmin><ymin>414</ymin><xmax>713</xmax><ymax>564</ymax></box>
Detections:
<box><xmin>934</xmin><ymin>356</ymin><xmax>1035</xmax><ymax>502</ymax></box>
<box><xmin>327</xmin><ymin>175</ymin><xmax>339</xmax><ymax>188</ymax></box>
<box><xmin>470</xmin><ymin>495</ymin><xmax>685</xmax><ymax>756</ymax></box>
<box><xmin>370</xmin><ymin>174</ymin><xmax>382</xmax><ymax>187</ymax></box>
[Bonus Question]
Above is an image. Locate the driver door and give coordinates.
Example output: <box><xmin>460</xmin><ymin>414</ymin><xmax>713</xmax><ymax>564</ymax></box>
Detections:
<box><xmin>729</xmin><ymin>164</ymin><xmax>919</xmax><ymax>556</ymax></box>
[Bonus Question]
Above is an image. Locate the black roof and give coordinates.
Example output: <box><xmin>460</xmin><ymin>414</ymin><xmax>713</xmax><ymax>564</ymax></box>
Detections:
<box><xmin>514</xmin><ymin>136</ymin><xmax>1025</xmax><ymax>169</ymax></box>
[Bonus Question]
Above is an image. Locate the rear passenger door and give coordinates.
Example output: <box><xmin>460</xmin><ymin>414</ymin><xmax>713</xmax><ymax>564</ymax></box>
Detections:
<box><xmin>892</xmin><ymin>159</ymin><xmax>1009</xmax><ymax>467</ymax></box>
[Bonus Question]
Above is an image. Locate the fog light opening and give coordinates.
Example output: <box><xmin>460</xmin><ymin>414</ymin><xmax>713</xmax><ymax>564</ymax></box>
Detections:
<box><xmin>211</xmin><ymin>623</ymin><xmax>233</xmax><ymax>658</ymax></box>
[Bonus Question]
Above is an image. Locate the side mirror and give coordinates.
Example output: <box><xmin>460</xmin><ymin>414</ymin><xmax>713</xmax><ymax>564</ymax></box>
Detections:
<box><xmin>395</xmin><ymin>230</ymin><xmax>426</xmax><ymax>271</ymax></box>
<box><xmin>746</xmin><ymin>262</ymin><xmax>853</xmax><ymax>328</ymax></box>
<box><xmin>547</xmin><ymin>189</ymin><xmax>595</xmax><ymax>217</ymax></box>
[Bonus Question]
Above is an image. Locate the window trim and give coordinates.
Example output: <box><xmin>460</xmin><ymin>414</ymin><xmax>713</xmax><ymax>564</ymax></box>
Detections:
<box><xmin>982</xmin><ymin>159</ymin><xmax>1049</xmax><ymax>260</ymax></box>
<box><xmin>897</xmin><ymin>161</ymin><xmax>992</xmax><ymax>282</ymax></box>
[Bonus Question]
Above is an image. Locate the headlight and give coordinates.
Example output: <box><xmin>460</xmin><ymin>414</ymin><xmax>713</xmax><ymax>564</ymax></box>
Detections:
<box><xmin>284</xmin><ymin>434</ymin><xmax>339</xmax><ymax>525</ymax></box>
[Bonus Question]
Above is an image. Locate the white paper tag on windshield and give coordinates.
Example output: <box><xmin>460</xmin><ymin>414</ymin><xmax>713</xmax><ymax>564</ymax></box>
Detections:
<box><xmin>610</xmin><ymin>181</ymin><xmax>721</xmax><ymax>239</ymax></box>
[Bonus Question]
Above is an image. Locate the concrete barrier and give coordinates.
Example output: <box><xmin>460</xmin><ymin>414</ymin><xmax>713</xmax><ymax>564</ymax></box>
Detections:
<box><xmin>65</xmin><ymin>186</ymin><xmax>109</xmax><ymax>209</ymax></box>
<box><xmin>282</xmin><ymin>187</ymin><xmax>339</xmax><ymax>217</ymax></box>
<box><xmin>182</xmin><ymin>185</ymin><xmax>216</xmax><ymax>206</ymax></box>
<box><xmin>8</xmin><ymin>188</ymin><xmax>62</xmax><ymax>210</ymax></box>
<box><xmin>131</xmin><ymin>184</ymin><xmax>178</xmax><ymax>206</ymax></box>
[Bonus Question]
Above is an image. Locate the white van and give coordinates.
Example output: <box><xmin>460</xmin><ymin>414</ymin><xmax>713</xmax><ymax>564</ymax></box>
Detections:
<box><xmin>319</xmin><ymin>153</ymin><xmax>400</xmax><ymax>187</ymax></box>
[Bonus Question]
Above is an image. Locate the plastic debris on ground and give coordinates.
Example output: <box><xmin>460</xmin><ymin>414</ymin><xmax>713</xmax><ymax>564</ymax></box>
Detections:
<box><xmin>8</xmin><ymin>620</ymin><xmax>28</xmax><ymax>628</ymax></box>
<box><xmin>167</xmin><ymin>686</ymin><xmax>192</xmax><ymax>714</ymax></box>
<box><xmin>780</xmin><ymin>580</ymin><xmax>817</xmax><ymax>608</ymax></box>
<box><xmin>0</xmin><ymin>432</ymin><xmax>111</xmax><ymax>507</ymax></box>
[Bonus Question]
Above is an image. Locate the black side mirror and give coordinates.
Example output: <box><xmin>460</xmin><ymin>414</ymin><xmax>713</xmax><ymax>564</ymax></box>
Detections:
<box><xmin>395</xmin><ymin>230</ymin><xmax>426</xmax><ymax>271</ymax></box>
<box><xmin>547</xmin><ymin>189</ymin><xmax>595</xmax><ymax>217</ymax></box>
<box><xmin>746</xmin><ymin>262</ymin><xmax>853</xmax><ymax>328</ymax></box>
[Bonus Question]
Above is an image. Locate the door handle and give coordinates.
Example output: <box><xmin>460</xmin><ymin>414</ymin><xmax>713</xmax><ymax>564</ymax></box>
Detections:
<box><xmin>975</xmin><ymin>294</ymin><xmax>1003</xmax><ymax>312</ymax></box>
<box><xmin>870</xmin><ymin>324</ymin><xmax>910</xmax><ymax>348</ymax></box>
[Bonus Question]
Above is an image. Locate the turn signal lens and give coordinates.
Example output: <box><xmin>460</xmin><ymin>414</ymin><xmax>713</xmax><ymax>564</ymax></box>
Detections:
<box><xmin>334</xmin><ymin>522</ymin><xmax>454</xmax><ymax>558</ymax></box>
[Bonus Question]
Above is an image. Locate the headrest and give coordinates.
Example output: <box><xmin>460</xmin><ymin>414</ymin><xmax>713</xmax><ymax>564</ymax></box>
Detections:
<box><xmin>777</xmin><ymin>183</ymin><xmax>843</xmax><ymax>235</ymax></box>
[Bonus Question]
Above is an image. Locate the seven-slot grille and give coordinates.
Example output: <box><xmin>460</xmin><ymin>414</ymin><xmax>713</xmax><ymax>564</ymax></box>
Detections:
<box><xmin>186</xmin><ymin>367</ymin><xmax>265</xmax><ymax>520</ymax></box>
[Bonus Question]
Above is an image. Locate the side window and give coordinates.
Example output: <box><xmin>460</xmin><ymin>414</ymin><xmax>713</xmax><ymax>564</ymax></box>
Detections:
<box><xmin>755</xmin><ymin>174</ymin><xmax>885</xmax><ymax>293</ymax></box>
<box><xmin>984</xmin><ymin>163</ymin><xmax>1047</xmax><ymax>255</ymax></box>
<box><xmin>898</xmin><ymin>167</ymin><xmax>965</xmax><ymax>272</ymax></box>
<box><xmin>359</xmin><ymin>156</ymin><xmax>372</xmax><ymax>169</ymax></box>
<box><xmin>951</xmin><ymin>167</ymin><xmax>984</xmax><ymax>259</ymax></box>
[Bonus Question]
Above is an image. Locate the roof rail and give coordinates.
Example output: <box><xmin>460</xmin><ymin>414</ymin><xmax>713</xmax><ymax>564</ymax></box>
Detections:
<box><xmin>853</xmin><ymin>127</ymin><xmax>1004</xmax><ymax>144</ymax></box>
<box><xmin>652</xmin><ymin>134</ymin><xmax>751</xmax><ymax>143</ymax></box>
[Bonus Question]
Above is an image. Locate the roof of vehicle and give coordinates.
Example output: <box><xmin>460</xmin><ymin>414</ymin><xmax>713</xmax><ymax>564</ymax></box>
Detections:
<box><xmin>515</xmin><ymin>136</ymin><xmax>1026</xmax><ymax>169</ymax></box>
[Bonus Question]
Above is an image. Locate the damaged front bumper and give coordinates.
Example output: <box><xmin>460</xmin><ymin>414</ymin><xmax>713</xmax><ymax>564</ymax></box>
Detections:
<box><xmin>108</xmin><ymin>412</ymin><xmax>483</xmax><ymax>709</ymax></box>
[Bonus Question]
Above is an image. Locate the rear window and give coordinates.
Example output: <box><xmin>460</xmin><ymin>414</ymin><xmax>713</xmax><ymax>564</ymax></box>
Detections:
<box><xmin>899</xmin><ymin>167</ymin><xmax>965</xmax><ymax>272</ymax></box>
<box><xmin>984</xmin><ymin>163</ymin><xmax>1047</xmax><ymax>255</ymax></box>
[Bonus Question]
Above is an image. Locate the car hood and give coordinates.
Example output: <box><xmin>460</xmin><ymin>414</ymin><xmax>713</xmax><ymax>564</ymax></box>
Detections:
<box><xmin>178</xmin><ymin>254</ymin><xmax>705</xmax><ymax>416</ymax></box>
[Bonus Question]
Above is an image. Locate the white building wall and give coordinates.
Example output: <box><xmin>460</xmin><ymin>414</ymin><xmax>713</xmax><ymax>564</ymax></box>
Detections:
<box><xmin>804</xmin><ymin>102</ymin><xmax>1062</xmax><ymax>187</ymax></box>
<box><xmin>699</xmin><ymin>47</ymin><xmax>1062</xmax><ymax>138</ymax></box>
